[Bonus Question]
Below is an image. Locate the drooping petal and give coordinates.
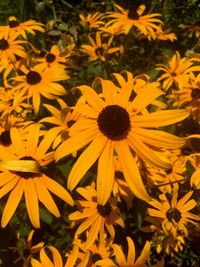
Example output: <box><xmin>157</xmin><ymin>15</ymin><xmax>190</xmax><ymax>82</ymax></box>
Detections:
<box><xmin>24</xmin><ymin>178</ymin><xmax>40</xmax><ymax>228</ymax></box>
<box><xmin>114</xmin><ymin>140</ymin><xmax>151</xmax><ymax>202</ymax></box>
<box><xmin>34</xmin><ymin>177</ymin><xmax>60</xmax><ymax>217</ymax></box>
<box><xmin>67</xmin><ymin>133</ymin><xmax>107</xmax><ymax>191</ymax></box>
<box><xmin>41</xmin><ymin>174</ymin><xmax>74</xmax><ymax>206</ymax></box>
<box><xmin>1</xmin><ymin>179</ymin><xmax>23</xmax><ymax>228</ymax></box>
<box><xmin>97</xmin><ymin>140</ymin><xmax>114</xmax><ymax>205</ymax></box>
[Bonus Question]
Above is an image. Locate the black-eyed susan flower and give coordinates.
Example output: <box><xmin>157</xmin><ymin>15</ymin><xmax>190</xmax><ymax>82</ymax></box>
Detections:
<box><xmin>31</xmin><ymin>246</ymin><xmax>64</xmax><ymax>267</ymax></box>
<box><xmin>147</xmin><ymin>191</ymin><xmax>200</xmax><ymax>238</ymax></box>
<box><xmin>79</xmin><ymin>12</ymin><xmax>105</xmax><ymax>30</ymax></box>
<box><xmin>0</xmin><ymin>16</ymin><xmax>45</xmax><ymax>39</ymax></box>
<box><xmin>55</xmin><ymin>76</ymin><xmax>189</xmax><ymax>204</ymax></box>
<box><xmin>11</xmin><ymin>63</ymin><xmax>68</xmax><ymax>113</ymax></box>
<box><xmin>69</xmin><ymin>185</ymin><xmax>124</xmax><ymax>249</ymax></box>
<box><xmin>0</xmin><ymin>33</ymin><xmax>27</xmax><ymax>70</ymax></box>
<box><xmin>0</xmin><ymin>125</ymin><xmax>73</xmax><ymax>228</ymax></box>
<box><xmin>107</xmin><ymin>4</ymin><xmax>162</xmax><ymax>37</ymax></box>
<box><xmin>80</xmin><ymin>31</ymin><xmax>121</xmax><ymax>62</ymax></box>
<box><xmin>0</xmin><ymin>87</ymin><xmax>31</xmax><ymax>118</ymax></box>
<box><xmin>156</xmin><ymin>52</ymin><xmax>200</xmax><ymax>91</ymax></box>
<box><xmin>144</xmin><ymin>25</ymin><xmax>177</xmax><ymax>42</ymax></box>
<box><xmin>36</xmin><ymin>44</ymin><xmax>75</xmax><ymax>70</ymax></box>
<box><xmin>66</xmin><ymin>236</ymin><xmax>113</xmax><ymax>267</ymax></box>
<box><xmin>40</xmin><ymin>98</ymin><xmax>80</xmax><ymax>149</ymax></box>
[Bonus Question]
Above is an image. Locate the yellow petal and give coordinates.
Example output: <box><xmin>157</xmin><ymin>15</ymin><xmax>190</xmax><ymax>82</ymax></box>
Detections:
<box><xmin>24</xmin><ymin>179</ymin><xmax>40</xmax><ymax>228</ymax></box>
<box><xmin>97</xmin><ymin>140</ymin><xmax>114</xmax><ymax>205</ymax></box>
<box><xmin>114</xmin><ymin>140</ymin><xmax>151</xmax><ymax>202</ymax></box>
<box><xmin>55</xmin><ymin>128</ymin><xmax>98</xmax><ymax>161</ymax></box>
<box><xmin>1</xmin><ymin>179</ymin><xmax>23</xmax><ymax>228</ymax></box>
<box><xmin>41</xmin><ymin>174</ymin><xmax>74</xmax><ymax>206</ymax></box>
<box><xmin>34</xmin><ymin>177</ymin><xmax>60</xmax><ymax>217</ymax></box>
<box><xmin>78</xmin><ymin>85</ymin><xmax>105</xmax><ymax>112</ymax></box>
<box><xmin>132</xmin><ymin>109</ymin><xmax>189</xmax><ymax>128</ymax></box>
<box><xmin>133</xmin><ymin>128</ymin><xmax>186</xmax><ymax>149</ymax></box>
<box><xmin>67</xmin><ymin>133</ymin><xmax>107</xmax><ymax>191</ymax></box>
<box><xmin>126</xmin><ymin>237</ymin><xmax>136</xmax><ymax>264</ymax></box>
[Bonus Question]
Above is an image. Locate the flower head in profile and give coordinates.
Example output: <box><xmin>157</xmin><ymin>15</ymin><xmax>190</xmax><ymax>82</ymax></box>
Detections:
<box><xmin>80</xmin><ymin>31</ymin><xmax>121</xmax><ymax>62</ymax></box>
<box><xmin>40</xmin><ymin>98</ymin><xmax>80</xmax><ymax>149</ymax></box>
<box><xmin>147</xmin><ymin>191</ymin><xmax>200</xmax><ymax>238</ymax></box>
<box><xmin>156</xmin><ymin>52</ymin><xmax>200</xmax><ymax>91</ymax></box>
<box><xmin>107</xmin><ymin>4</ymin><xmax>162</xmax><ymax>37</ymax></box>
<box><xmin>0</xmin><ymin>16</ymin><xmax>45</xmax><ymax>39</ymax></box>
<box><xmin>69</xmin><ymin>185</ymin><xmax>124</xmax><ymax>249</ymax></box>
<box><xmin>79</xmin><ymin>12</ymin><xmax>105</xmax><ymax>30</ymax></box>
<box><xmin>10</xmin><ymin>230</ymin><xmax>44</xmax><ymax>267</ymax></box>
<box><xmin>55</xmin><ymin>75</ymin><xmax>188</xmax><ymax>205</ymax></box>
<box><xmin>11</xmin><ymin>63</ymin><xmax>68</xmax><ymax>113</ymax></box>
<box><xmin>0</xmin><ymin>125</ymin><xmax>73</xmax><ymax>228</ymax></box>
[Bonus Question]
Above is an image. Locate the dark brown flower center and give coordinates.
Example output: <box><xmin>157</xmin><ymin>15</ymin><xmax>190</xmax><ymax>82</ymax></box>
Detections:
<box><xmin>67</xmin><ymin>120</ymin><xmax>75</xmax><ymax>128</ymax></box>
<box><xmin>91</xmin><ymin>253</ymin><xmax>102</xmax><ymax>263</ymax></box>
<box><xmin>0</xmin><ymin>130</ymin><xmax>11</xmax><ymax>146</ymax></box>
<box><xmin>171</xmin><ymin>72</ymin><xmax>177</xmax><ymax>77</ymax></box>
<box><xmin>166</xmin><ymin>208</ymin><xmax>181</xmax><ymax>223</ymax></box>
<box><xmin>46</xmin><ymin>53</ymin><xmax>56</xmax><ymax>63</ymax></box>
<box><xmin>95</xmin><ymin>47</ymin><xmax>104</xmax><ymax>56</ymax></box>
<box><xmin>97</xmin><ymin>105</ymin><xmax>131</xmax><ymax>140</ymax></box>
<box><xmin>97</xmin><ymin>203</ymin><xmax>112</xmax><ymax>217</ymax></box>
<box><xmin>0</xmin><ymin>38</ymin><xmax>9</xmax><ymax>50</ymax></box>
<box><xmin>9</xmin><ymin>20</ymin><xmax>19</xmax><ymax>28</ymax></box>
<box><xmin>166</xmin><ymin>168</ymin><xmax>172</xmax><ymax>175</ymax></box>
<box><xmin>115</xmin><ymin>170</ymin><xmax>124</xmax><ymax>179</ymax></box>
<box><xmin>191</xmin><ymin>89</ymin><xmax>200</xmax><ymax>100</ymax></box>
<box><xmin>26</xmin><ymin>71</ymin><xmax>42</xmax><ymax>85</ymax></box>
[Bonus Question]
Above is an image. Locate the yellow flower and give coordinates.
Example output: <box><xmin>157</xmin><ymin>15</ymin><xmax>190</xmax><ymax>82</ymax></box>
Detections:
<box><xmin>179</xmin><ymin>23</ymin><xmax>200</xmax><ymax>38</ymax></box>
<box><xmin>80</xmin><ymin>31</ymin><xmax>121</xmax><ymax>62</ymax></box>
<box><xmin>65</xmin><ymin>236</ymin><xmax>113</xmax><ymax>267</ymax></box>
<box><xmin>11</xmin><ymin>63</ymin><xmax>68</xmax><ymax>113</ymax></box>
<box><xmin>0</xmin><ymin>33</ymin><xmax>27</xmax><ymax>70</ymax></box>
<box><xmin>107</xmin><ymin>4</ymin><xmax>162</xmax><ymax>37</ymax></box>
<box><xmin>0</xmin><ymin>125</ymin><xmax>73</xmax><ymax>228</ymax></box>
<box><xmin>55</xmin><ymin>76</ymin><xmax>188</xmax><ymax>204</ymax></box>
<box><xmin>156</xmin><ymin>51</ymin><xmax>200</xmax><ymax>91</ymax></box>
<box><xmin>31</xmin><ymin>246</ymin><xmax>64</xmax><ymax>267</ymax></box>
<box><xmin>147</xmin><ymin>191</ymin><xmax>200</xmax><ymax>238</ymax></box>
<box><xmin>79</xmin><ymin>12</ymin><xmax>105</xmax><ymax>30</ymax></box>
<box><xmin>69</xmin><ymin>185</ymin><xmax>124</xmax><ymax>249</ymax></box>
<box><xmin>0</xmin><ymin>16</ymin><xmax>45</xmax><ymax>39</ymax></box>
<box><xmin>144</xmin><ymin>25</ymin><xmax>177</xmax><ymax>42</ymax></box>
<box><xmin>36</xmin><ymin>44</ymin><xmax>75</xmax><ymax>70</ymax></box>
<box><xmin>40</xmin><ymin>98</ymin><xmax>80</xmax><ymax>149</ymax></box>
<box><xmin>0</xmin><ymin>86</ymin><xmax>31</xmax><ymax>118</ymax></box>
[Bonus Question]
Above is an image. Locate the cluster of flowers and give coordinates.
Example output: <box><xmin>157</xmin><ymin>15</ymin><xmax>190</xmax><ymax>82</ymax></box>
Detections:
<box><xmin>0</xmin><ymin>3</ymin><xmax>200</xmax><ymax>267</ymax></box>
